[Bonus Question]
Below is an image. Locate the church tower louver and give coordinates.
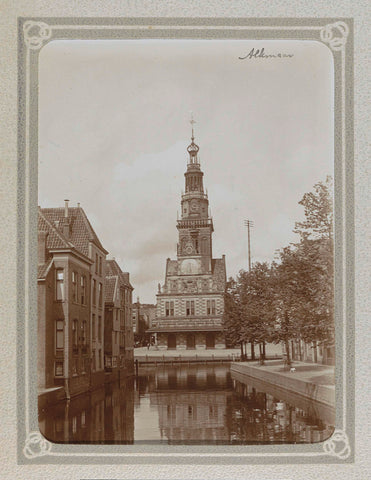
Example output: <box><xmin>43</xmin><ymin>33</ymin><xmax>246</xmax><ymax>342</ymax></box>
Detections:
<box><xmin>148</xmin><ymin>120</ymin><xmax>227</xmax><ymax>350</ymax></box>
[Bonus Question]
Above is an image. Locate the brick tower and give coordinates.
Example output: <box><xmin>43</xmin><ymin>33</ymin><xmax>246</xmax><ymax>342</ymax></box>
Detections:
<box><xmin>149</xmin><ymin>119</ymin><xmax>227</xmax><ymax>350</ymax></box>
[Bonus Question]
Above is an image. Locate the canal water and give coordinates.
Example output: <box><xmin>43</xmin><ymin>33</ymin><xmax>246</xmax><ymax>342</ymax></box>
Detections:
<box><xmin>39</xmin><ymin>364</ymin><xmax>334</xmax><ymax>444</ymax></box>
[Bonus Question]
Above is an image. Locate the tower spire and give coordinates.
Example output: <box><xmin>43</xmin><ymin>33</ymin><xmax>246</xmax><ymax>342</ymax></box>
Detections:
<box><xmin>190</xmin><ymin>112</ymin><xmax>196</xmax><ymax>141</ymax></box>
<box><xmin>187</xmin><ymin>113</ymin><xmax>199</xmax><ymax>164</ymax></box>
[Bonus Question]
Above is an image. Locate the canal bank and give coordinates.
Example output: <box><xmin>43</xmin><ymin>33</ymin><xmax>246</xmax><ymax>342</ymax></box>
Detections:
<box><xmin>39</xmin><ymin>363</ymin><xmax>335</xmax><ymax>444</ymax></box>
<box><xmin>230</xmin><ymin>360</ymin><xmax>335</xmax><ymax>408</ymax></box>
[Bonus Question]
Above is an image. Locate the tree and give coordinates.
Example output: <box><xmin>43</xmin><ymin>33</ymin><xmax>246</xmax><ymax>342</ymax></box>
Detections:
<box><xmin>273</xmin><ymin>177</ymin><xmax>334</xmax><ymax>363</ymax></box>
<box><xmin>223</xmin><ymin>177</ymin><xmax>334</xmax><ymax>365</ymax></box>
<box><xmin>223</xmin><ymin>278</ymin><xmax>244</xmax><ymax>355</ymax></box>
<box><xmin>294</xmin><ymin>176</ymin><xmax>333</xmax><ymax>241</ymax></box>
<box><xmin>295</xmin><ymin>176</ymin><xmax>334</xmax><ymax>352</ymax></box>
<box><xmin>238</xmin><ymin>263</ymin><xmax>276</xmax><ymax>361</ymax></box>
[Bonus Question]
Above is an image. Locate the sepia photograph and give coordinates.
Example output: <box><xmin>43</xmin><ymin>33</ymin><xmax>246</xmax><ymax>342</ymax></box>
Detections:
<box><xmin>36</xmin><ymin>38</ymin><xmax>336</xmax><ymax>445</ymax></box>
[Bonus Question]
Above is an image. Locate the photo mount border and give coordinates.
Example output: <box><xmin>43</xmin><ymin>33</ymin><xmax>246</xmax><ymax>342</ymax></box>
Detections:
<box><xmin>17</xmin><ymin>17</ymin><xmax>354</xmax><ymax>464</ymax></box>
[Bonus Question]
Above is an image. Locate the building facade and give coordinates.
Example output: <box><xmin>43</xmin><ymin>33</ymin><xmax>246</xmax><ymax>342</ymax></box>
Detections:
<box><xmin>38</xmin><ymin>206</ymin><xmax>93</xmax><ymax>399</ymax></box>
<box><xmin>149</xmin><ymin>127</ymin><xmax>227</xmax><ymax>350</ymax></box>
<box><xmin>132</xmin><ymin>299</ymin><xmax>157</xmax><ymax>345</ymax></box>
<box><xmin>104</xmin><ymin>259</ymin><xmax>134</xmax><ymax>377</ymax></box>
<box><xmin>38</xmin><ymin>201</ymin><xmax>138</xmax><ymax>404</ymax></box>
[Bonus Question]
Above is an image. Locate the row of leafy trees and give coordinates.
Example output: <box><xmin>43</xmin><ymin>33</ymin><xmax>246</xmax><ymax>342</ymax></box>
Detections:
<box><xmin>223</xmin><ymin>177</ymin><xmax>334</xmax><ymax>365</ymax></box>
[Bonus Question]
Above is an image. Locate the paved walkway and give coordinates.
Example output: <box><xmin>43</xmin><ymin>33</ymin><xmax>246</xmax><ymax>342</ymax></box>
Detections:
<box><xmin>240</xmin><ymin>359</ymin><xmax>335</xmax><ymax>386</ymax></box>
<box><xmin>231</xmin><ymin>360</ymin><xmax>335</xmax><ymax>407</ymax></box>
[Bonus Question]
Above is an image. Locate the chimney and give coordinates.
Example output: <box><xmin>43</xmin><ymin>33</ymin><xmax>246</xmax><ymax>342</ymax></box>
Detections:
<box><xmin>62</xmin><ymin>199</ymin><xmax>70</xmax><ymax>239</ymax></box>
<box><xmin>77</xmin><ymin>202</ymin><xmax>80</xmax><ymax>208</ymax></box>
<box><xmin>38</xmin><ymin>231</ymin><xmax>49</xmax><ymax>265</ymax></box>
<box><xmin>64</xmin><ymin>199</ymin><xmax>69</xmax><ymax>218</ymax></box>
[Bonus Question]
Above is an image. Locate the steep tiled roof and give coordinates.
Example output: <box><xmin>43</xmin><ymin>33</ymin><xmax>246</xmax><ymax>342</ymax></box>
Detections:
<box><xmin>38</xmin><ymin>208</ymin><xmax>94</xmax><ymax>280</ymax></box>
<box><xmin>106</xmin><ymin>259</ymin><xmax>133</xmax><ymax>289</ymax></box>
<box><xmin>38</xmin><ymin>209</ymin><xmax>73</xmax><ymax>251</ymax></box>
<box><xmin>41</xmin><ymin>206</ymin><xmax>108</xmax><ymax>257</ymax></box>
<box><xmin>105</xmin><ymin>276</ymin><xmax>117</xmax><ymax>303</ymax></box>
<box><xmin>37</xmin><ymin>258</ymin><xmax>53</xmax><ymax>280</ymax></box>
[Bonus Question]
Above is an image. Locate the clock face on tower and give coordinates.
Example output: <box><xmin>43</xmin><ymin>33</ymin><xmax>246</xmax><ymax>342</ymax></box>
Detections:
<box><xmin>190</xmin><ymin>199</ymin><xmax>199</xmax><ymax>212</ymax></box>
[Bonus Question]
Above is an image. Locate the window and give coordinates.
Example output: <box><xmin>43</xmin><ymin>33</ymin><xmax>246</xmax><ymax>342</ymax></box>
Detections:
<box><xmin>72</xmin><ymin>271</ymin><xmax>78</xmax><ymax>302</ymax></box>
<box><xmin>207</xmin><ymin>299</ymin><xmax>216</xmax><ymax>315</ymax></box>
<box><xmin>99</xmin><ymin>256</ymin><xmax>102</xmax><ymax>276</ymax></box>
<box><xmin>98</xmin><ymin>282</ymin><xmax>102</xmax><ymax>307</ymax></box>
<box><xmin>72</xmin><ymin>357</ymin><xmax>78</xmax><ymax>375</ymax></box>
<box><xmin>81</xmin><ymin>411</ymin><xmax>86</xmax><ymax>427</ymax></box>
<box><xmin>55</xmin><ymin>269</ymin><xmax>64</xmax><ymax>301</ymax></box>
<box><xmin>55</xmin><ymin>320</ymin><xmax>64</xmax><ymax>350</ymax></box>
<box><xmin>72</xmin><ymin>319</ymin><xmax>78</xmax><ymax>349</ymax></box>
<box><xmin>92</xmin><ymin>350</ymin><xmax>96</xmax><ymax>371</ymax></box>
<box><xmin>92</xmin><ymin>314</ymin><xmax>96</xmax><ymax>339</ymax></box>
<box><xmin>80</xmin><ymin>275</ymin><xmax>86</xmax><ymax>304</ymax></box>
<box><xmin>92</xmin><ymin>279</ymin><xmax>96</xmax><ymax>305</ymax></box>
<box><xmin>72</xmin><ymin>416</ymin><xmax>77</xmax><ymax>434</ymax></box>
<box><xmin>95</xmin><ymin>254</ymin><xmax>98</xmax><ymax>274</ymax></box>
<box><xmin>98</xmin><ymin>316</ymin><xmax>102</xmax><ymax>342</ymax></box>
<box><xmin>83</xmin><ymin>357</ymin><xmax>89</xmax><ymax>373</ymax></box>
<box><xmin>98</xmin><ymin>349</ymin><xmax>102</xmax><ymax>370</ymax></box>
<box><xmin>201</xmin><ymin>237</ymin><xmax>208</xmax><ymax>254</ymax></box>
<box><xmin>81</xmin><ymin>320</ymin><xmax>87</xmax><ymax>347</ymax></box>
<box><xmin>186</xmin><ymin>300</ymin><xmax>195</xmax><ymax>316</ymax></box>
<box><xmin>165</xmin><ymin>301</ymin><xmax>174</xmax><ymax>317</ymax></box>
<box><xmin>55</xmin><ymin>360</ymin><xmax>64</xmax><ymax>376</ymax></box>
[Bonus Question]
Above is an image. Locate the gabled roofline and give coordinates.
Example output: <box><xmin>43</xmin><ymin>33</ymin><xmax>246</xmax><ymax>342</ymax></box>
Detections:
<box><xmin>37</xmin><ymin>257</ymin><xmax>54</xmax><ymax>281</ymax></box>
<box><xmin>38</xmin><ymin>207</ymin><xmax>74</xmax><ymax>249</ymax></box>
<box><xmin>48</xmin><ymin>248</ymin><xmax>94</xmax><ymax>265</ymax></box>
<box><xmin>79</xmin><ymin>207</ymin><xmax>109</xmax><ymax>255</ymax></box>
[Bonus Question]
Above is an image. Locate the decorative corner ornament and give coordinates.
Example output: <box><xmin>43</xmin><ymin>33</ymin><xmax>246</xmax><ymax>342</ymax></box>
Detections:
<box><xmin>23</xmin><ymin>431</ymin><xmax>52</xmax><ymax>459</ymax></box>
<box><xmin>323</xmin><ymin>429</ymin><xmax>351</xmax><ymax>460</ymax></box>
<box><xmin>320</xmin><ymin>21</ymin><xmax>349</xmax><ymax>52</ymax></box>
<box><xmin>23</xmin><ymin>21</ymin><xmax>52</xmax><ymax>50</ymax></box>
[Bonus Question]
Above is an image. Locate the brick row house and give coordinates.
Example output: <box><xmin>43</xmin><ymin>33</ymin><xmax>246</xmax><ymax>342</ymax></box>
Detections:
<box><xmin>132</xmin><ymin>299</ymin><xmax>157</xmax><ymax>345</ymax></box>
<box><xmin>37</xmin><ymin>201</ymin><xmax>134</xmax><ymax>402</ymax></box>
<box><xmin>104</xmin><ymin>259</ymin><xmax>134</xmax><ymax>378</ymax></box>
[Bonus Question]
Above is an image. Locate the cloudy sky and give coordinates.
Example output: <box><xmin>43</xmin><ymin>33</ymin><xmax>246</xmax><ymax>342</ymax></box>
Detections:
<box><xmin>39</xmin><ymin>39</ymin><xmax>334</xmax><ymax>303</ymax></box>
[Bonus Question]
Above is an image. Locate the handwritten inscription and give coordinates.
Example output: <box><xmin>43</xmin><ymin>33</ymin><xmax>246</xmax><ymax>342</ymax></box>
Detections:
<box><xmin>239</xmin><ymin>48</ymin><xmax>294</xmax><ymax>60</ymax></box>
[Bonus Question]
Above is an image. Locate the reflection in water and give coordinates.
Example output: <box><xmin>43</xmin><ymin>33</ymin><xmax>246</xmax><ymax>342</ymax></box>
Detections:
<box><xmin>39</xmin><ymin>365</ymin><xmax>334</xmax><ymax>444</ymax></box>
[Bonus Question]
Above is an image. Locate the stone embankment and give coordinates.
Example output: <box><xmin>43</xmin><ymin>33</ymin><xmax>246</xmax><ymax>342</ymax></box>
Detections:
<box><xmin>231</xmin><ymin>360</ymin><xmax>335</xmax><ymax>408</ymax></box>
